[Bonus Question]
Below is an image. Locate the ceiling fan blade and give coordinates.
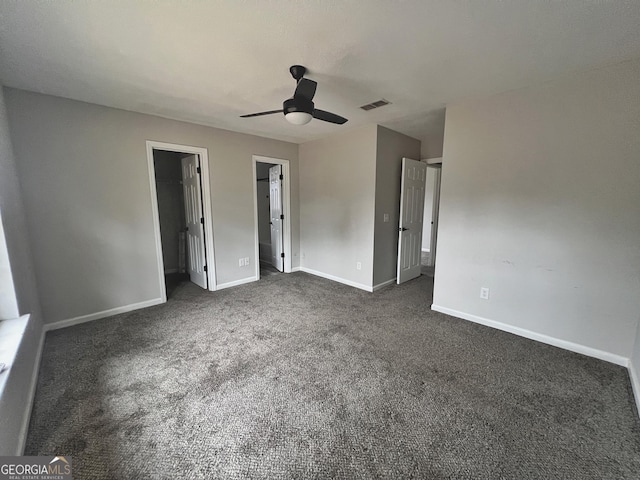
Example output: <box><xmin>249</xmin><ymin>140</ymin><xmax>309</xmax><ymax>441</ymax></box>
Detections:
<box><xmin>312</xmin><ymin>109</ymin><xmax>348</xmax><ymax>125</ymax></box>
<box><xmin>240</xmin><ymin>109</ymin><xmax>283</xmax><ymax>118</ymax></box>
<box><xmin>294</xmin><ymin>78</ymin><xmax>317</xmax><ymax>101</ymax></box>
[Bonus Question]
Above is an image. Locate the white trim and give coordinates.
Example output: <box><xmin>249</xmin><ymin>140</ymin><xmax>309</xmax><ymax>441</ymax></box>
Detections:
<box><xmin>252</xmin><ymin>156</ymin><xmax>293</xmax><ymax>279</ymax></box>
<box><xmin>164</xmin><ymin>268</ymin><xmax>179</xmax><ymax>274</ymax></box>
<box><xmin>629</xmin><ymin>363</ymin><xmax>640</xmax><ymax>419</ymax></box>
<box><xmin>146</xmin><ymin>143</ymin><xmax>168</xmax><ymax>303</ymax></box>
<box><xmin>18</xmin><ymin>321</ymin><xmax>45</xmax><ymax>455</ymax></box>
<box><xmin>300</xmin><ymin>267</ymin><xmax>373</xmax><ymax>292</ymax></box>
<box><xmin>373</xmin><ymin>278</ymin><xmax>396</xmax><ymax>291</ymax></box>
<box><xmin>421</xmin><ymin>248</ymin><xmax>430</xmax><ymax>253</ymax></box>
<box><xmin>197</xmin><ymin>148</ymin><xmax>217</xmax><ymax>291</ymax></box>
<box><xmin>429</xmin><ymin>168</ymin><xmax>441</xmax><ymax>268</ymax></box>
<box><xmin>252</xmin><ymin>160</ymin><xmax>260</xmax><ymax>280</ymax></box>
<box><xmin>291</xmin><ymin>266</ymin><xmax>301</xmax><ymax>273</ymax></box>
<box><xmin>44</xmin><ymin>298</ymin><xmax>164</xmax><ymax>332</ymax></box>
<box><xmin>146</xmin><ymin>141</ymin><xmax>217</xmax><ymax>293</ymax></box>
<box><xmin>423</xmin><ymin>157</ymin><xmax>443</xmax><ymax>165</ymax></box>
<box><xmin>216</xmin><ymin>276</ymin><xmax>258</xmax><ymax>291</ymax></box>
<box><xmin>431</xmin><ymin>304</ymin><xmax>629</xmax><ymax>367</ymax></box>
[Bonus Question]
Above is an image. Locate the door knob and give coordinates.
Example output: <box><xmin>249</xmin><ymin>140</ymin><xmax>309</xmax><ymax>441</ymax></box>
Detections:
<box><xmin>399</xmin><ymin>227</ymin><xmax>408</xmax><ymax>231</ymax></box>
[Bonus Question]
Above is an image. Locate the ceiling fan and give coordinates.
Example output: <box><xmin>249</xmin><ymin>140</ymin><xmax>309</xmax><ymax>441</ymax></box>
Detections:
<box><xmin>241</xmin><ymin>65</ymin><xmax>348</xmax><ymax>126</ymax></box>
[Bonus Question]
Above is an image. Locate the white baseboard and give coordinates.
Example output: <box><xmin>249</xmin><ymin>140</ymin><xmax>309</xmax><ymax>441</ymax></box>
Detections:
<box><xmin>300</xmin><ymin>267</ymin><xmax>372</xmax><ymax>292</ymax></box>
<box><xmin>373</xmin><ymin>278</ymin><xmax>396</xmax><ymax>291</ymax></box>
<box><xmin>630</xmin><ymin>363</ymin><xmax>640</xmax><ymax>419</ymax></box>
<box><xmin>216</xmin><ymin>276</ymin><xmax>258</xmax><ymax>291</ymax></box>
<box><xmin>163</xmin><ymin>268</ymin><xmax>179</xmax><ymax>274</ymax></box>
<box><xmin>44</xmin><ymin>298</ymin><xmax>165</xmax><ymax>332</ymax></box>
<box><xmin>431</xmin><ymin>304</ymin><xmax>629</xmax><ymax>367</ymax></box>
<box><xmin>17</xmin><ymin>321</ymin><xmax>45</xmax><ymax>455</ymax></box>
<box><xmin>421</xmin><ymin>248</ymin><xmax>430</xmax><ymax>252</ymax></box>
<box><xmin>291</xmin><ymin>266</ymin><xmax>301</xmax><ymax>272</ymax></box>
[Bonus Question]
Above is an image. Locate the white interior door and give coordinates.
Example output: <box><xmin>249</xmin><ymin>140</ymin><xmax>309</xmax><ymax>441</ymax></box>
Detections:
<box><xmin>397</xmin><ymin>157</ymin><xmax>427</xmax><ymax>284</ymax></box>
<box><xmin>182</xmin><ymin>155</ymin><xmax>208</xmax><ymax>289</ymax></box>
<box><xmin>269</xmin><ymin>165</ymin><xmax>284</xmax><ymax>272</ymax></box>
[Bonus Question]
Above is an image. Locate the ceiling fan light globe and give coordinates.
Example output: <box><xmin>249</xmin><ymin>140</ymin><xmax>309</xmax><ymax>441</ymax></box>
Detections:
<box><xmin>285</xmin><ymin>111</ymin><xmax>313</xmax><ymax>125</ymax></box>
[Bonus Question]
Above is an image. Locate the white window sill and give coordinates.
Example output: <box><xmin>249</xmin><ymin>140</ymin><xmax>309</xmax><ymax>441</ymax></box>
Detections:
<box><xmin>0</xmin><ymin>315</ymin><xmax>30</xmax><ymax>397</ymax></box>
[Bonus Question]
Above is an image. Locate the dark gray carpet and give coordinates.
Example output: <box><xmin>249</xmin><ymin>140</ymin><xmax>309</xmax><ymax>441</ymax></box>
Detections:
<box><xmin>165</xmin><ymin>272</ymin><xmax>189</xmax><ymax>299</ymax></box>
<box><xmin>421</xmin><ymin>251</ymin><xmax>434</xmax><ymax>277</ymax></box>
<box><xmin>26</xmin><ymin>272</ymin><xmax>640</xmax><ymax>479</ymax></box>
<box><xmin>259</xmin><ymin>262</ymin><xmax>281</xmax><ymax>277</ymax></box>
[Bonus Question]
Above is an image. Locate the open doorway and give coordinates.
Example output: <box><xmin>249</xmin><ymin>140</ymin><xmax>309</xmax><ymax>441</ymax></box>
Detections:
<box><xmin>421</xmin><ymin>159</ymin><xmax>442</xmax><ymax>277</ymax></box>
<box><xmin>252</xmin><ymin>155</ymin><xmax>292</xmax><ymax>280</ymax></box>
<box><xmin>147</xmin><ymin>141</ymin><xmax>216</xmax><ymax>301</ymax></box>
<box><xmin>153</xmin><ymin>150</ymin><xmax>189</xmax><ymax>297</ymax></box>
<box><xmin>255</xmin><ymin>161</ymin><xmax>281</xmax><ymax>277</ymax></box>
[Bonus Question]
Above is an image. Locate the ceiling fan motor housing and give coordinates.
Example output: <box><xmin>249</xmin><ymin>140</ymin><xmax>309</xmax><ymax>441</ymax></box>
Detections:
<box><xmin>289</xmin><ymin>65</ymin><xmax>307</xmax><ymax>81</ymax></box>
<box><xmin>283</xmin><ymin>97</ymin><xmax>314</xmax><ymax>115</ymax></box>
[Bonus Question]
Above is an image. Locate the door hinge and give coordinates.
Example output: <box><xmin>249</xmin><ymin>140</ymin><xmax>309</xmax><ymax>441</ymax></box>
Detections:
<box><xmin>280</xmin><ymin>252</ymin><xmax>285</xmax><ymax>258</ymax></box>
<box><xmin>197</xmin><ymin>166</ymin><xmax>201</xmax><ymax>174</ymax></box>
<box><xmin>279</xmin><ymin>174</ymin><xmax>283</xmax><ymax>180</ymax></box>
<box><xmin>280</xmin><ymin>214</ymin><xmax>284</xmax><ymax>220</ymax></box>
<box><xmin>204</xmin><ymin>265</ymin><xmax>208</xmax><ymax>272</ymax></box>
<box><xmin>200</xmin><ymin>217</ymin><xmax>204</xmax><ymax>224</ymax></box>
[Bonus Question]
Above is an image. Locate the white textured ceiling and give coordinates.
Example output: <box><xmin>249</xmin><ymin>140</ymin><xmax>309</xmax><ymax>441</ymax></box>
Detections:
<box><xmin>1</xmin><ymin>1</ymin><xmax>640</xmax><ymax>148</ymax></box>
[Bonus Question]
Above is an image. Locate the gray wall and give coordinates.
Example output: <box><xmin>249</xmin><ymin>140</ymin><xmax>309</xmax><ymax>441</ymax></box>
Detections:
<box><xmin>256</xmin><ymin>181</ymin><xmax>271</xmax><ymax>246</ymax></box>
<box><xmin>0</xmin><ymin>212</ymin><xmax>19</xmax><ymax>320</ymax></box>
<box><xmin>421</xmin><ymin>129</ymin><xmax>445</xmax><ymax>160</ymax></box>
<box><xmin>153</xmin><ymin>150</ymin><xmax>185</xmax><ymax>273</ymax></box>
<box><xmin>0</xmin><ymin>88</ymin><xmax>44</xmax><ymax>454</ymax></box>
<box><xmin>256</xmin><ymin>179</ymin><xmax>271</xmax><ymax>262</ymax></box>
<box><xmin>372</xmin><ymin>126</ymin><xmax>421</xmax><ymax>286</ymax></box>
<box><xmin>433</xmin><ymin>58</ymin><xmax>640</xmax><ymax>359</ymax></box>
<box><xmin>4</xmin><ymin>88</ymin><xmax>299</xmax><ymax>324</ymax></box>
<box><xmin>419</xmin><ymin>108</ymin><xmax>446</xmax><ymax>160</ymax></box>
<box><xmin>299</xmin><ymin>125</ymin><xmax>378</xmax><ymax>288</ymax></box>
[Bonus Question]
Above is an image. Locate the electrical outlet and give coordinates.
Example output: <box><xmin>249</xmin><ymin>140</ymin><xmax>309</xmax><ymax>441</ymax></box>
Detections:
<box><xmin>383</xmin><ymin>213</ymin><xmax>389</xmax><ymax>223</ymax></box>
<box><xmin>480</xmin><ymin>287</ymin><xmax>490</xmax><ymax>300</ymax></box>
<box><xmin>244</xmin><ymin>257</ymin><xmax>250</xmax><ymax>266</ymax></box>
<box><xmin>356</xmin><ymin>262</ymin><xmax>362</xmax><ymax>270</ymax></box>
<box><xmin>239</xmin><ymin>258</ymin><xmax>244</xmax><ymax>267</ymax></box>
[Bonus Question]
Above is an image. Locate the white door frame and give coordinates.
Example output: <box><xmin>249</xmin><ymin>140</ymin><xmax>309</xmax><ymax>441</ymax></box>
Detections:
<box><xmin>429</xmin><ymin>166</ymin><xmax>442</xmax><ymax>268</ymax></box>
<box><xmin>146</xmin><ymin>140</ymin><xmax>217</xmax><ymax>301</ymax></box>
<box><xmin>252</xmin><ymin>155</ymin><xmax>292</xmax><ymax>278</ymax></box>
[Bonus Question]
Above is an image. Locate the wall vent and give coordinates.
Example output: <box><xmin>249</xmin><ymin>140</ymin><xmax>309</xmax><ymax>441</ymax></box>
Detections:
<box><xmin>360</xmin><ymin>99</ymin><xmax>391</xmax><ymax>111</ymax></box>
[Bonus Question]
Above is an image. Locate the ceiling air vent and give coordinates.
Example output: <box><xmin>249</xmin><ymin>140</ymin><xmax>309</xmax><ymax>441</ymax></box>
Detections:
<box><xmin>360</xmin><ymin>99</ymin><xmax>391</xmax><ymax>111</ymax></box>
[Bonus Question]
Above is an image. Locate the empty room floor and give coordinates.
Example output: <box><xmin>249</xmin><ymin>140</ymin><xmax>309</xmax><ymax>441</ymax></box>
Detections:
<box><xmin>26</xmin><ymin>273</ymin><xmax>640</xmax><ymax>479</ymax></box>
